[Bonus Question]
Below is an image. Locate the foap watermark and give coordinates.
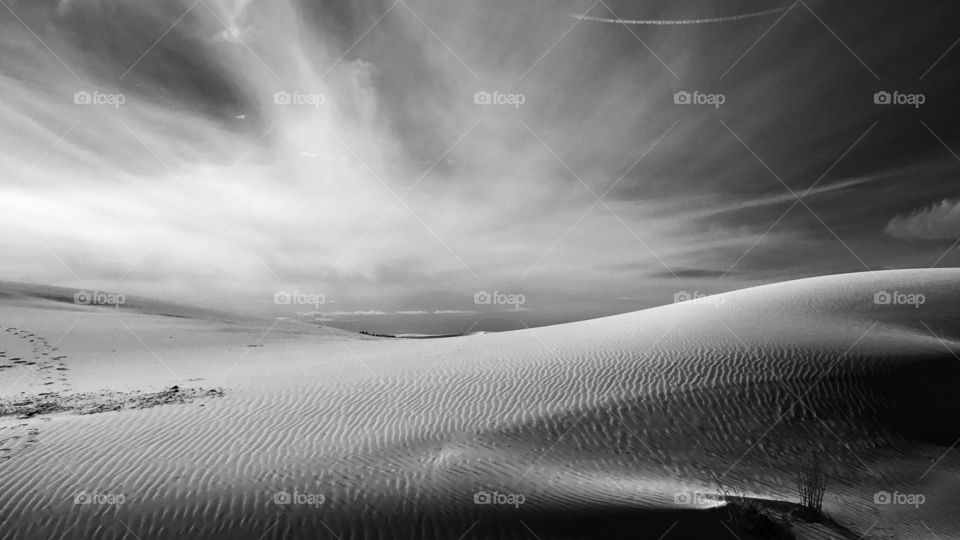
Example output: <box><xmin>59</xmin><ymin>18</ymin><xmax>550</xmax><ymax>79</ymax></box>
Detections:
<box><xmin>473</xmin><ymin>90</ymin><xmax>526</xmax><ymax>109</ymax></box>
<box><xmin>673</xmin><ymin>491</ymin><xmax>720</xmax><ymax>506</ymax></box>
<box><xmin>73</xmin><ymin>90</ymin><xmax>126</xmax><ymax>108</ymax></box>
<box><xmin>74</xmin><ymin>290</ymin><xmax>125</xmax><ymax>308</ymax></box>
<box><xmin>873</xmin><ymin>90</ymin><xmax>925</xmax><ymax>109</ymax></box>
<box><xmin>673</xmin><ymin>90</ymin><xmax>725</xmax><ymax>109</ymax></box>
<box><xmin>73</xmin><ymin>490</ymin><xmax>125</xmax><ymax>508</ymax></box>
<box><xmin>473</xmin><ymin>490</ymin><xmax>526</xmax><ymax>508</ymax></box>
<box><xmin>273</xmin><ymin>90</ymin><xmax>325</xmax><ymax>108</ymax></box>
<box><xmin>474</xmin><ymin>290</ymin><xmax>525</xmax><ymax>309</ymax></box>
<box><xmin>873</xmin><ymin>290</ymin><xmax>925</xmax><ymax>309</ymax></box>
<box><xmin>273</xmin><ymin>291</ymin><xmax>326</xmax><ymax>308</ymax></box>
<box><xmin>673</xmin><ymin>290</ymin><xmax>725</xmax><ymax>308</ymax></box>
<box><xmin>273</xmin><ymin>490</ymin><xmax>325</xmax><ymax>508</ymax></box>
<box><xmin>873</xmin><ymin>490</ymin><xmax>925</xmax><ymax>508</ymax></box>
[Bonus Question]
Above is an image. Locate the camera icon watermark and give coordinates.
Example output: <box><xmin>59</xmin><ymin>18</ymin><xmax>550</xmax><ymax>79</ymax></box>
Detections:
<box><xmin>273</xmin><ymin>90</ymin><xmax>325</xmax><ymax>108</ymax></box>
<box><xmin>273</xmin><ymin>291</ymin><xmax>326</xmax><ymax>308</ymax></box>
<box><xmin>74</xmin><ymin>290</ymin><xmax>125</xmax><ymax>308</ymax></box>
<box><xmin>873</xmin><ymin>290</ymin><xmax>925</xmax><ymax>309</ymax></box>
<box><xmin>873</xmin><ymin>490</ymin><xmax>925</xmax><ymax>508</ymax></box>
<box><xmin>673</xmin><ymin>90</ymin><xmax>725</xmax><ymax>109</ymax></box>
<box><xmin>673</xmin><ymin>491</ymin><xmax>717</xmax><ymax>506</ymax></box>
<box><xmin>474</xmin><ymin>290</ymin><xmax>525</xmax><ymax>309</ymax></box>
<box><xmin>473</xmin><ymin>490</ymin><xmax>525</xmax><ymax>508</ymax></box>
<box><xmin>73</xmin><ymin>490</ymin><xmax>125</xmax><ymax>508</ymax></box>
<box><xmin>673</xmin><ymin>290</ymin><xmax>725</xmax><ymax>308</ymax></box>
<box><xmin>273</xmin><ymin>490</ymin><xmax>325</xmax><ymax>508</ymax></box>
<box><xmin>473</xmin><ymin>90</ymin><xmax>526</xmax><ymax>109</ymax></box>
<box><xmin>873</xmin><ymin>90</ymin><xmax>925</xmax><ymax>108</ymax></box>
<box><xmin>73</xmin><ymin>90</ymin><xmax>126</xmax><ymax>108</ymax></box>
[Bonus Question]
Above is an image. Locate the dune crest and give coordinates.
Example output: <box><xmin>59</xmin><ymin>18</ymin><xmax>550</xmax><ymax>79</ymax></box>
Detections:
<box><xmin>0</xmin><ymin>269</ymin><xmax>958</xmax><ymax>539</ymax></box>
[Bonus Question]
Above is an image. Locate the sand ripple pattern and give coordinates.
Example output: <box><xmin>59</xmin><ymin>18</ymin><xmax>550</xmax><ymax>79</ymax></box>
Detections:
<box><xmin>0</xmin><ymin>269</ymin><xmax>959</xmax><ymax>538</ymax></box>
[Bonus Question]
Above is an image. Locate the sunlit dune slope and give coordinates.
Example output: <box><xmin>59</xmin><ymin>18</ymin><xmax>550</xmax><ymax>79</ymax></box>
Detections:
<box><xmin>0</xmin><ymin>269</ymin><xmax>958</xmax><ymax>539</ymax></box>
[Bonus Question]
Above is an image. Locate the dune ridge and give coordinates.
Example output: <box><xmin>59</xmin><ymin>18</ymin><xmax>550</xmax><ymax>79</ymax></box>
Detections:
<box><xmin>0</xmin><ymin>269</ymin><xmax>958</xmax><ymax>539</ymax></box>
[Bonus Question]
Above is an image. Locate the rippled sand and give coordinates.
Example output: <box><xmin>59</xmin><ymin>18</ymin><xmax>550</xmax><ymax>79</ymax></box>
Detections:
<box><xmin>0</xmin><ymin>269</ymin><xmax>958</xmax><ymax>539</ymax></box>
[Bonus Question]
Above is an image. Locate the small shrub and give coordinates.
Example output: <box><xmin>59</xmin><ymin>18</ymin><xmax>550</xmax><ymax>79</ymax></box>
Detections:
<box><xmin>796</xmin><ymin>457</ymin><xmax>828</xmax><ymax>515</ymax></box>
<box><xmin>714</xmin><ymin>477</ymin><xmax>781</xmax><ymax>536</ymax></box>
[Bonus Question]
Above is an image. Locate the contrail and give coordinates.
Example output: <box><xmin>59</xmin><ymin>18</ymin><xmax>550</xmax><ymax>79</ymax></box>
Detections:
<box><xmin>572</xmin><ymin>5</ymin><xmax>793</xmax><ymax>26</ymax></box>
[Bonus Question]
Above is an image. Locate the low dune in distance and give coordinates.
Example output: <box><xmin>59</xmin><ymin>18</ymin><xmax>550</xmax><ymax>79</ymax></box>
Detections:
<box><xmin>0</xmin><ymin>269</ymin><xmax>958</xmax><ymax>539</ymax></box>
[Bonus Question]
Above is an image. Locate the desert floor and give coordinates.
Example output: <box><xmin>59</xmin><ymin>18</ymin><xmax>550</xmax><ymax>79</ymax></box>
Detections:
<box><xmin>0</xmin><ymin>269</ymin><xmax>958</xmax><ymax>539</ymax></box>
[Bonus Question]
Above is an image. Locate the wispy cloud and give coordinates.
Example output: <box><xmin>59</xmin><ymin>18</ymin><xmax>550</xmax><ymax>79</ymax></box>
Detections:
<box><xmin>572</xmin><ymin>5</ymin><xmax>792</xmax><ymax>26</ymax></box>
<box><xmin>1</xmin><ymin>0</ymin><xmax>958</xmax><ymax>331</ymax></box>
<box><xmin>887</xmin><ymin>199</ymin><xmax>960</xmax><ymax>240</ymax></box>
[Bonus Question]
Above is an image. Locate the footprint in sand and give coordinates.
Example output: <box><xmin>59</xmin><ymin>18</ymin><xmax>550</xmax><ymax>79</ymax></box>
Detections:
<box><xmin>0</xmin><ymin>325</ymin><xmax>74</xmax><ymax>461</ymax></box>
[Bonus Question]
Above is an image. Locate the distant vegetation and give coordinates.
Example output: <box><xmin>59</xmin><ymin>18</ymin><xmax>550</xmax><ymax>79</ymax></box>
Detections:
<box><xmin>358</xmin><ymin>330</ymin><xmax>396</xmax><ymax>338</ymax></box>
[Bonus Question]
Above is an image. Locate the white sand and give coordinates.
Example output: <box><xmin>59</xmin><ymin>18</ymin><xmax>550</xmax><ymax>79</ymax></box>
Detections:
<box><xmin>0</xmin><ymin>269</ymin><xmax>958</xmax><ymax>539</ymax></box>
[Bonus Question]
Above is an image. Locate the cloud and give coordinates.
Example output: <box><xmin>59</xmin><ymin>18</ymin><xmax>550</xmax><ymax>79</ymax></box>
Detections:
<box><xmin>572</xmin><ymin>5</ymin><xmax>792</xmax><ymax>26</ymax></box>
<box><xmin>0</xmin><ymin>0</ymin><xmax>731</xmax><ymax>314</ymax></box>
<box><xmin>301</xmin><ymin>310</ymin><xmax>388</xmax><ymax>317</ymax></box>
<box><xmin>299</xmin><ymin>309</ymin><xmax>478</xmax><ymax>318</ymax></box>
<box><xmin>886</xmin><ymin>199</ymin><xmax>960</xmax><ymax>240</ymax></box>
<box><xmin>647</xmin><ymin>268</ymin><xmax>738</xmax><ymax>279</ymax></box>
<box><xmin>2</xmin><ymin>0</ymin><xmax>954</xmax><ymax>332</ymax></box>
<box><xmin>682</xmin><ymin>176</ymin><xmax>886</xmax><ymax>221</ymax></box>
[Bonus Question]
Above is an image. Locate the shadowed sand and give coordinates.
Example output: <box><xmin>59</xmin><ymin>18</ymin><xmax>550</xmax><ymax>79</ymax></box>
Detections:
<box><xmin>0</xmin><ymin>269</ymin><xmax>958</xmax><ymax>539</ymax></box>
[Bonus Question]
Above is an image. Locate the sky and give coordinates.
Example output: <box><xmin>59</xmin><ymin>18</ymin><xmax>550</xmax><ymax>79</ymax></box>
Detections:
<box><xmin>1</xmin><ymin>0</ymin><xmax>959</xmax><ymax>334</ymax></box>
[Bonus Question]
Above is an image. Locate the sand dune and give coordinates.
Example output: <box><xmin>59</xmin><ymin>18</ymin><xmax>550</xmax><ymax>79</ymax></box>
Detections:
<box><xmin>0</xmin><ymin>269</ymin><xmax>958</xmax><ymax>539</ymax></box>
